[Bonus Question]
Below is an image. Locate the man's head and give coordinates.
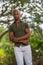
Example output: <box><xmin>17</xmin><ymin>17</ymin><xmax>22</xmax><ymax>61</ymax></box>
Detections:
<box><xmin>13</xmin><ymin>9</ymin><xmax>20</xmax><ymax>20</ymax></box>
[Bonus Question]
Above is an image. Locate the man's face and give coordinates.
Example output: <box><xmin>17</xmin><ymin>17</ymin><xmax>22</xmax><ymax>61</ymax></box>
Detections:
<box><xmin>13</xmin><ymin>10</ymin><xmax>19</xmax><ymax>20</ymax></box>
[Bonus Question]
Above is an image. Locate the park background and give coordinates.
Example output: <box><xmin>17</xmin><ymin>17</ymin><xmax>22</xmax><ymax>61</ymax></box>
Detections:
<box><xmin>0</xmin><ymin>0</ymin><xmax>43</xmax><ymax>65</ymax></box>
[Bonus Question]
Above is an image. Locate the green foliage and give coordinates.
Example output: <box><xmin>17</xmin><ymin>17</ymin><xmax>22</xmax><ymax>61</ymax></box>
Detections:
<box><xmin>0</xmin><ymin>27</ymin><xmax>6</xmax><ymax>34</ymax></box>
<box><xmin>0</xmin><ymin>34</ymin><xmax>15</xmax><ymax>65</ymax></box>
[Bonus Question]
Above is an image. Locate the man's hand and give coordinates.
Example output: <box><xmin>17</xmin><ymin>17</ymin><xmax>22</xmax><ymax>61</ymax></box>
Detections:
<box><xmin>19</xmin><ymin>39</ymin><xmax>28</xmax><ymax>44</ymax></box>
<box><xmin>13</xmin><ymin>37</ymin><xmax>19</xmax><ymax>42</ymax></box>
<box><xmin>9</xmin><ymin>32</ymin><xmax>19</xmax><ymax>42</ymax></box>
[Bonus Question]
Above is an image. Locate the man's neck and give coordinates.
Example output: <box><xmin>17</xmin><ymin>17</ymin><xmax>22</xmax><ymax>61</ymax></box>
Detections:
<box><xmin>15</xmin><ymin>19</ymin><xmax>21</xmax><ymax>27</ymax></box>
<box><xmin>15</xmin><ymin>19</ymin><xmax>20</xmax><ymax>24</ymax></box>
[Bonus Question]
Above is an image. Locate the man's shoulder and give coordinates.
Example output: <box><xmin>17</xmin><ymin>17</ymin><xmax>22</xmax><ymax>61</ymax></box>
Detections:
<box><xmin>21</xmin><ymin>21</ymin><xmax>28</xmax><ymax>25</ymax></box>
<box><xmin>21</xmin><ymin>20</ymin><xmax>26</xmax><ymax>24</ymax></box>
<box><xmin>10</xmin><ymin>22</ymin><xmax>15</xmax><ymax>27</ymax></box>
<box><xmin>8</xmin><ymin>22</ymin><xmax>16</xmax><ymax>32</ymax></box>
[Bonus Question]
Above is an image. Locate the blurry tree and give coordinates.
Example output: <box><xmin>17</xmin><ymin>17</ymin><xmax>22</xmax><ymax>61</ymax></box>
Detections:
<box><xmin>0</xmin><ymin>0</ymin><xmax>43</xmax><ymax>38</ymax></box>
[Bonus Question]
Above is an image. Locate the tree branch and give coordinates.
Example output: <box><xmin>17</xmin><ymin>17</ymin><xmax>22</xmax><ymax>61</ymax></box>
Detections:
<box><xmin>0</xmin><ymin>30</ymin><xmax>8</xmax><ymax>39</ymax></box>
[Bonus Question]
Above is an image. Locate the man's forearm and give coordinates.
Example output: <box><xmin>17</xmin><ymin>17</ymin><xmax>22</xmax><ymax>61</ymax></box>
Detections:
<box><xmin>9</xmin><ymin>31</ymin><xmax>30</xmax><ymax>42</ymax></box>
<box><xmin>10</xmin><ymin>34</ymin><xmax>29</xmax><ymax>42</ymax></box>
<box><xmin>17</xmin><ymin>28</ymin><xmax>30</xmax><ymax>41</ymax></box>
<box><xmin>18</xmin><ymin>33</ymin><xmax>30</xmax><ymax>41</ymax></box>
<box><xmin>11</xmin><ymin>37</ymin><xmax>19</xmax><ymax>42</ymax></box>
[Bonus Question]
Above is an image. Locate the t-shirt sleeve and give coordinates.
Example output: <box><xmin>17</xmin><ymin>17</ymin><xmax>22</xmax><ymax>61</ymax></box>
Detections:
<box><xmin>8</xmin><ymin>25</ymin><xmax>13</xmax><ymax>32</ymax></box>
<box><xmin>24</xmin><ymin>23</ymin><xmax>29</xmax><ymax>29</ymax></box>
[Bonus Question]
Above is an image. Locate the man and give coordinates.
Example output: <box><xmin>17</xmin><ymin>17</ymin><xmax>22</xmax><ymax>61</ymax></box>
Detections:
<box><xmin>9</xmin><ymin>9</ymin><xmax>32</xmax><ymax>65</ymax></box>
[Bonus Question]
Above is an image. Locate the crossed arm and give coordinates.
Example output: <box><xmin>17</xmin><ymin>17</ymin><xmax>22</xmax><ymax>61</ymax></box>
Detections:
<box><xmin>9</xmin><ymin>28</ymin><xmax>30</xmax><ymax>44</ymax></box>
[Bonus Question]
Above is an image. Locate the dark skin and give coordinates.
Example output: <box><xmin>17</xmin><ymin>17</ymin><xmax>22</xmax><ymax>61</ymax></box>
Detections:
<box><xmin>9</xmin><ymin>9</ymin><xmax>30</xmax><ymax>44</ymax></box>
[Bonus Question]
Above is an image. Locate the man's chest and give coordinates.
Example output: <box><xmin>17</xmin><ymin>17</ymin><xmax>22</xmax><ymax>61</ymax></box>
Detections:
<box><xmin>12</xmin><ymin>23</ymin><xmax>25</xmax><ymax>32</ymax></box>
<box><xmin>12</xmin><ymin>22</ymin><xmax>26</xmax><ymax>37</ymax></box>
